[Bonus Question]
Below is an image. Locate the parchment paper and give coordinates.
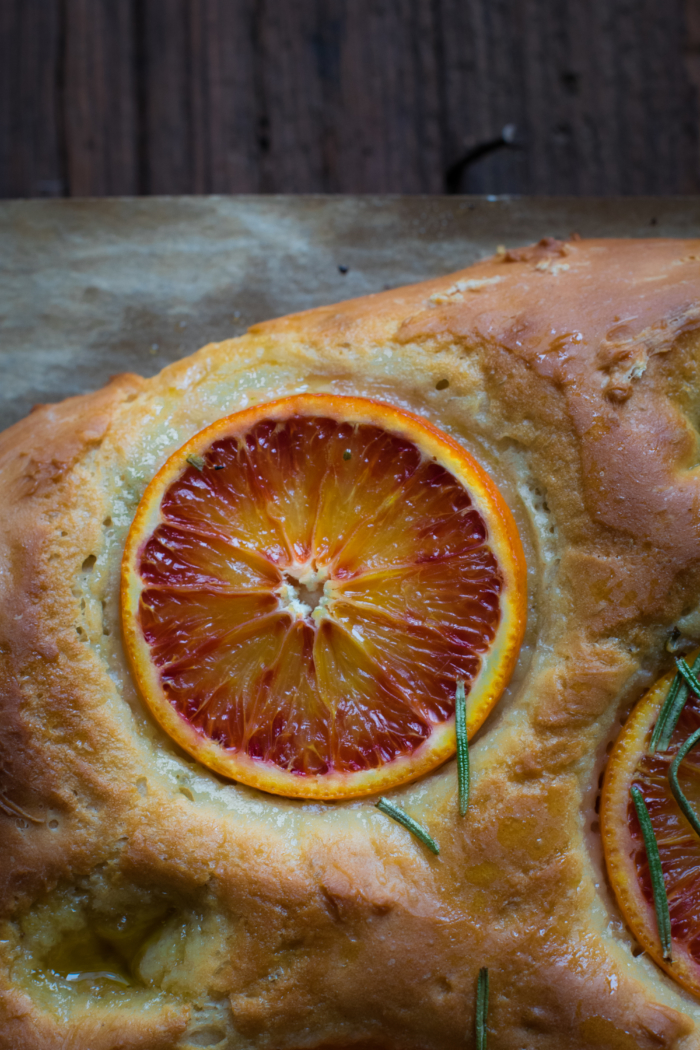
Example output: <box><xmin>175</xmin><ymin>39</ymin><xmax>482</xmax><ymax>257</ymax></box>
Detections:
<box><xmin>2</xmin><ymin>195</ymin><xmax>699</xmax><ymax>431</ymax></box>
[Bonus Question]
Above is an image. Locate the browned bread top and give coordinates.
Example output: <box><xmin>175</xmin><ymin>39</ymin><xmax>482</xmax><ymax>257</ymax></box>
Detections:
<box><xmin>2</xmin><ymin>237</ymin><xmax>700</xmax><ymax>1049</ymax></box>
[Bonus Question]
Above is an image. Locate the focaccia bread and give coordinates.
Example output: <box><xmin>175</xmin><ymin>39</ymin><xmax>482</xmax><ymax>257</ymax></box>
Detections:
<box><xmin>2</xmin><ymin>236</ymin><xmax>700</xmax><ymax>1049</ymax></box>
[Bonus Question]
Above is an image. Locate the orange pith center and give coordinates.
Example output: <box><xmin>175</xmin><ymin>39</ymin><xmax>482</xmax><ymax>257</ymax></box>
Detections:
<box><xmin>136</xmin><ymin>414</ymin><xmax>503</xmax><ymax>778</ymax></box>
<box><xmin>628</xmin><ymin>694</ymin><xmax>700</xmax><ymax>963</ymax></box>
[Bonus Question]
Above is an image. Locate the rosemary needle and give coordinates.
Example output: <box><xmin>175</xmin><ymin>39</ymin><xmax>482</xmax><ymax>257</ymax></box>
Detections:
<box><xmin>455</xmin><ymin>680</ymin><xmax>470</xmax><ymax>817</ymax></box>
<box><xmin>630</xmin><ymin>785</ymin><xmax>672</xmax><ymax>960</ymax></box>
<box><xmin>676</xmin><ymin>656</ymin><xmax>700</xmax><ymax>698</ymax></box>
<box><xmin>651</xmin><ymin>652</ymin><xmax>700</xmax><ymax>754</ymax></box>
<box><xmin>669</xmin><ymin>726</ymin><xmax>700</xmax><ymax>841</ymax></box>
<box><xmin>375</xmin><ymin>798</ymin><xmax>439</xmax><ymax>855</ymax></box>
<box><xmin>650</xmin><ymin>672</ymin><xmax>683</xmax><ymax>754</ymax></box>
<box><xmin>475</xmin><ymin>967</ymin><xmax>489</xmax><ymax>1050</ymax></box>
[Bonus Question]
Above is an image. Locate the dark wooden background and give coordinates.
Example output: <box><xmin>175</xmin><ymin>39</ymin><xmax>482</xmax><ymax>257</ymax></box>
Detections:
<box><xmin>2</xmin><ymin>0</ymin><xmax>700</xmax><ymax>198</ymax></box>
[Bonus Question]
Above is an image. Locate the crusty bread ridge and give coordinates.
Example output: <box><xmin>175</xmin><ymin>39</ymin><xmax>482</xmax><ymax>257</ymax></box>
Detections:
<box><xmin>1</xmin><ymin>237</ymin><xmax>700</xmax><ymax>1049</ymax></box>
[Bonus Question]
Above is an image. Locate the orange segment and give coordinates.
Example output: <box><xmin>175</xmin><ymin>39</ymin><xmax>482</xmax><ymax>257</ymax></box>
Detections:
<box><xmin>601</xmin><ymin>655</ymin><xmax>700</xmax><ymax>997</ymax></box>
<box><xmin>121</xmin><ymin>394</ymin><xmax>527</xmax><ymax>799</ymax></box>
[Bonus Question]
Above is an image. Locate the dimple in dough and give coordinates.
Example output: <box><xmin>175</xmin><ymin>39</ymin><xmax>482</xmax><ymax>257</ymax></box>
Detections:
<box><xmin>2</xmin><ymin>237</ymin><xmax>700</xmax><ymax>1049</ymax></box>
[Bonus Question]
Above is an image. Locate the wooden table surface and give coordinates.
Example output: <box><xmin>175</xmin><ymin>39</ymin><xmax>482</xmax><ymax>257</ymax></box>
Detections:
<box><xmin>2</xmin><ymin>194</ymin><xmax>700</xmax><ymax>433</ymax></box>
<box><xmin>1</xmin><ymin>0</ymin><xmax>699</xmax><ymax>199</ymax></box>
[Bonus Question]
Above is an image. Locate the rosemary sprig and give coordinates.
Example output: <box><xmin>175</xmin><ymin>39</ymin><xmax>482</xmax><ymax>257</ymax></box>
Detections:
<box><xmin>475</xmin><ymin>967</ymin><xmax>489</xmax><ymax>1050</ymax></box>
<box><xmin>455</xmin><ymin>680</ymin><xmax>470</xmax><ymax>817</ymax></box>
<box><xmin>676</xmin><ymin>657</ymin><xmax>700</xmax><ymax>697</ymax></box>
<box><xmin>375</xmin><ymin>797</ymin><xmax>439</xmax><ymax>855</ymax></box>
<box><xmin>186</xmin><ymin>454</ymin><xmax>205</xmax><ymax>471</ymax></box>
<box><xmin>650</xmin><ymin>651</ymin><xmax>700</xmax><ymax>754</ymax></box>
<box><xmin>650</xmin><ymin>673</ymin><xmax>683</xmax><ymax>754</ymax></box>
<box><xmin>630</xmin><ymin>785</ymin><xmax>672</xmax><ymax>960</ymax></box>
<box><xmin>669</xmin><ymin>726</ymin><xmax>700</xmax><ymax>841</ymax></box>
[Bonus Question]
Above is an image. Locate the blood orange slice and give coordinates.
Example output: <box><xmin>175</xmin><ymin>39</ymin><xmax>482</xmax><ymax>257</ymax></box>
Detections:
<box><xmin>602</xmin><ymin>656</ymin><xmax>700</xmax><ymax>997</ymax></box>
<box><xmin>121</xmin><ymin>394</ymin><xmax>526</xmax><ymax>799</ymax></box>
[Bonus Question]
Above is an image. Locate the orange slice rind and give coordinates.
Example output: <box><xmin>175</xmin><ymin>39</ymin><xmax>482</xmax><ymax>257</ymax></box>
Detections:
<box><xmin>602</xmin><ymin>652</ymin><xmax>700</xmax><ymax>998</ymax></box>
<box><xmin>121</xmin><ymin>394</ymin><xmax>527</xmax><ymax>799</ymax></box>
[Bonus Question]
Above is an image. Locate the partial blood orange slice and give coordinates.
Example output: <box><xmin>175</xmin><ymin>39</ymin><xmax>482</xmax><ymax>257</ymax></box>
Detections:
<box><xmin>121</xmin><ymin>394</ymin><xmax>526</xmax><ymax>799</ymax></box>
<box><xmin>602</xmin><ymin>658</ymin><xmax>700</xmax><ymax>997</ymax></box>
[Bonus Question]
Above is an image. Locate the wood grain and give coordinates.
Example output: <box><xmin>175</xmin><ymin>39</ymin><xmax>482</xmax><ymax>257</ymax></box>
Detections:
<box><xmin>188</xmin><ymin>0</ymin><xmax>259</xmax><ymax>193</ymax></box>
<box><xmin>141</xmin><ymin>0</ymin><xmax>194</xmax><ymax>195</ymax></box>
<box><xmin>0</xmin><ymin>0</ymin><xmax>64</xmax><ymax>199</ymax></box>
<box><xmin>685</xmin><ymin>0</ymin><xmax>700</xmax><ymax>185</ymax></box>
<box><xmin>0</xmin><ymin>0</ymin><xmax>698</xmax><ymax>197</ymax></box>
<box><xmin>439</xmin><ymin>0</ymin><xmax>697</xmax><ymax>194</ymax></box>
<box><xmin>253</xmin><ymin>0</ymin><xmax>443</xmax><ymax>193</ymax></box>
<box><xmin>63</xmin><ymin>0</ymin><xmax>140</xmax><ymax>196</ymax></box>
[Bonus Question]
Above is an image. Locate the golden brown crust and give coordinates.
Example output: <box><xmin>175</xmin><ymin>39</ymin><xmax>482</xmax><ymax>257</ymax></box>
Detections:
<box><xmin>2</xmin><ymin>239</ymin><xmax>700</xmax><ymax>1048</ymax></box>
